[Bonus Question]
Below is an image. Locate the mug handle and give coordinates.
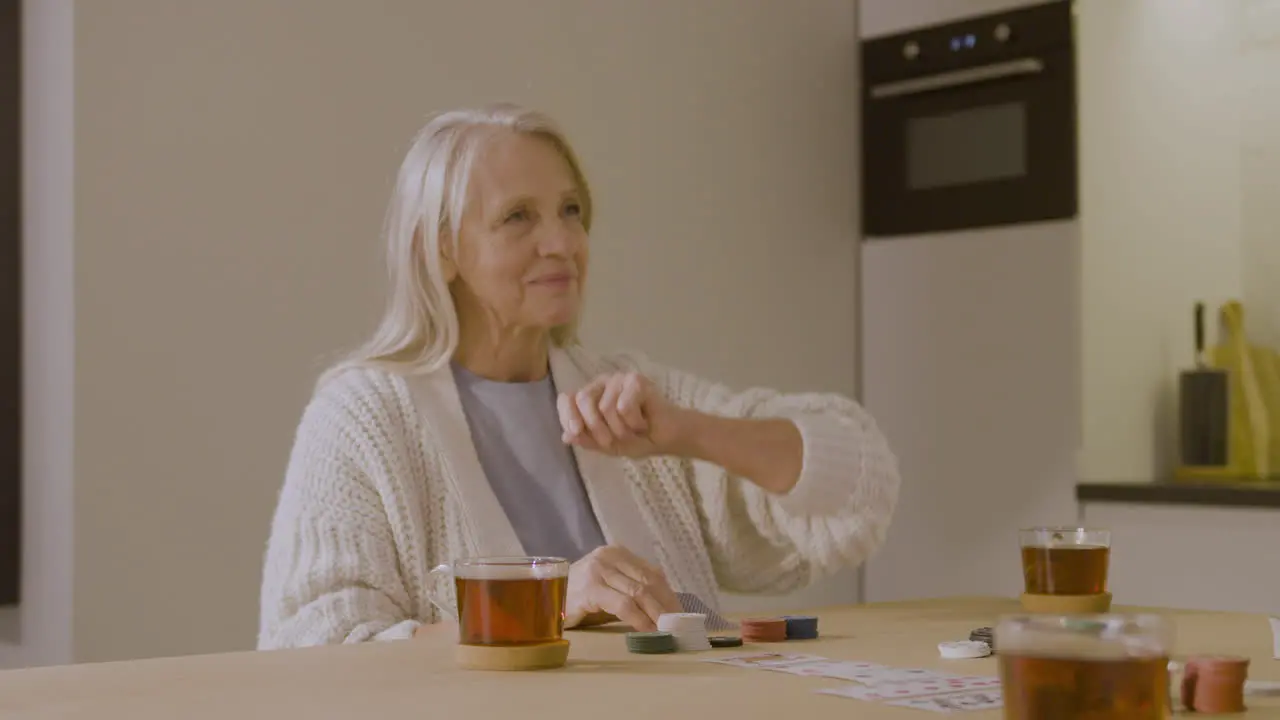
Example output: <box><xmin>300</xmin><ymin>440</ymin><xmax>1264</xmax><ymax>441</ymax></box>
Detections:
<box><xmin>425</xmin><ymin>563</ymin><xmax>458</xmax><ymax>623</ymax></box>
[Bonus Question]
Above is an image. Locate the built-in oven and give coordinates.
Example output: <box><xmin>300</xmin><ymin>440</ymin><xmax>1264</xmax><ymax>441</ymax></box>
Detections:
<box><xmin>861</xmin><ymin>0</ymin><xmax>1076</xmax><ymax>238</ymax></box>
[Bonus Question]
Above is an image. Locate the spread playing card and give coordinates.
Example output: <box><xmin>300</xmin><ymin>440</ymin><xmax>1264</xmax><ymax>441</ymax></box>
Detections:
<box><xmin>885</xmin><ymin>689</ymin><xmax>1003</xmax><ymax>713</ymax></box>
<box><xmin>702</xmin><ymin>653</ymin><xmax>893</xmax><ymax>681</ymax></box>
<box><xmin>819</xmin><ymin>675</ymin><xmax>1001</xmax><ymax>701</ymax></box>
<box><xmin>703</xmin><ymin>652</ymin><xmax>831</xmax><ymax>670</ymax></box>
<box><xmin>837</xmin><ymin>666</ymin><xmax>968</xmax><ymax>686</ymax></box>
<box><xmin>770</xmin><ymin>659</ymin><xmax>892</xmax><ymax>680</ymax></box>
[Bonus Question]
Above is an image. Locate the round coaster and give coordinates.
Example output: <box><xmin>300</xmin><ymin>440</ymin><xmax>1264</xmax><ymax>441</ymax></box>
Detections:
<box><xmin>1019</xmin><ymin>591</ymin><xmax>1112</xmax><ymax>614</ymax></box>
<box><xmin>455</xmin><ymin>639</ymin><xmax>570</xmax><ymax>671</ymax></box>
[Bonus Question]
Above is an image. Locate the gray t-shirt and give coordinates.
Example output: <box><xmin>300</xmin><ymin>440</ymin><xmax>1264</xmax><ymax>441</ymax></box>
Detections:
<box><xmin>451</xmin><ymin>363</ymin><xmax>607</xmax><ymax>562</ymax></box>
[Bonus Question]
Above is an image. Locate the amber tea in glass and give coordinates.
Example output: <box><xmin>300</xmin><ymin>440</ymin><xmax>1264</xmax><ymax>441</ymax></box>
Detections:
<box><xmin>1020</xmin><ymin>527</ymin><xmax>1111</xmax><ymax>595</ymax></box>
<box><xmin>997</xmin><ymin>614</ymin><xmax>1173</xmax><ymax>720</ymax></box>
<box><xmin>428</xmin><ymin>556</ymin><xmax>569</xmax><ymax>647</ymax></box>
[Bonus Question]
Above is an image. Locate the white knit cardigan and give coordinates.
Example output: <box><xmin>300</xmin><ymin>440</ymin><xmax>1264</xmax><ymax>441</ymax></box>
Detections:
<box><xmin>257</xmin><ymin>345</ymin><xmax>900</xmax><ymax>649</ymax></box>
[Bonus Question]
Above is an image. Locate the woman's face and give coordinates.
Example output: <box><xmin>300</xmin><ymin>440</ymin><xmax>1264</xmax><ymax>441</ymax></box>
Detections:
<box><xmin>449</xmin><ymin>131</ymin><xmax>588</xmax><ymax>336</ymax></box>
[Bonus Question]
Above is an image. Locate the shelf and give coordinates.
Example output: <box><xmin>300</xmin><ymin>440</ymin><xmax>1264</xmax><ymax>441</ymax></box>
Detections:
<box><xmin>1076</xmin><ymin>481</ymin><xmax>1280</xmax><ymax>510</ymax></box>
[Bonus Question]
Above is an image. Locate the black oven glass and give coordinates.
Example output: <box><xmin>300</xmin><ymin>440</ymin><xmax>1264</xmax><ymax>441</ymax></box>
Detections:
<box><xmin>907</xmin><ymin>102</ymin><xmax>1026</xmax><ymax>190</ymax></box>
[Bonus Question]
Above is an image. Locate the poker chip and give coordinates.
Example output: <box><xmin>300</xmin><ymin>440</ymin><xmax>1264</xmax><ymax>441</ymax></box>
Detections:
<box><xmin>1189</xmin><ymin>655</ymin><xmax>1250</xmax><ymax>671</ymax></box>
<box><xmin>1182</xmin><ymin>655</ymin><xmax>1251</xmax><ymax>713</ymax></box>
<box><xmin>938</xmin><ymin>640</ymin><xmax>991</xmax><ymax>659</ymax></box>
<box><xmin>968</xmin><ymin>626</ymin><xmax>995</xmax><ymax>651</ymax></box>
<box><xmin>626</xmin><ymin>631</ymin><xmax>677</xmax><ymax>654</ymax></box>
<box><xmin>739</xmin><ymin>617</ymin><xmax>788</xmax><ymax>643</ymax></box>
<box><xmin>709</xmin><ymin>635</ymin><xmax>743</xmax><ymax>648</ymax></box>
<box><xmin>657</xmin><ymin>612</ymin><xmax>712</xmax><ymax>652</ymax></box>
<box><xmin>1062</xmin><ymin>619</ymin><xmax>1107</xmax><ymax>633</ymax></box>
<box><xmin>781</xmin><ymin>615</ymin><xmax>819</xmax><ymax>640</ymax></box>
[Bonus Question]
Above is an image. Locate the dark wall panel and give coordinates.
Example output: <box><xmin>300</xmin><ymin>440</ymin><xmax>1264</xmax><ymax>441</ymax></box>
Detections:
<box><xmin>0</xmin><ymin>0</ymin><xmax>21</xmax><ymax>606</ymax></box>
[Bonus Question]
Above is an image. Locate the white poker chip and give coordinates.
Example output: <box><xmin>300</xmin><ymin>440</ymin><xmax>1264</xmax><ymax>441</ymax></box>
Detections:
<box><xmin>938</xmin><ymin>640</ymin><xmax>991</xmax><ymax>659</ymax></box>
<box><xmin>658</xmin><ymin>613</ymin><xmax>706</xmax><ymax>632</ymax></box>
<box><xmin>657</xmin><ymin>613</ymin><xmax>711</xmax><ymax>652</ymax></box>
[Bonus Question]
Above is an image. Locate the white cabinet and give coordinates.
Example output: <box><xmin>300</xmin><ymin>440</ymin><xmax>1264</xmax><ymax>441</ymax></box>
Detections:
<box><xmin>1080</xmin><ymin>502</ymin><xmax>1280</xmax><ymax>615</ymax></box>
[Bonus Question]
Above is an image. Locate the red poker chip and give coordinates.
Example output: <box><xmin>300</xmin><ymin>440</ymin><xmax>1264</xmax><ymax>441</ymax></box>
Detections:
<box><xmin>739</xmin><ymin>617</ymin><xmax>786</xmax><ymax>629</ymax></box>
<box><xmin>1182</xmin><ymin>655</ymin><xmax>1250</xmax><ymax>713</ymax></box>
<box><xmin>1188</xmin><ymin>655</ymin><xmax>1250</xmax><ymax>676</ymax></box>
<box><xmin>740</xmin><ymin>617</ymin><xmax>787</xmax><ymax>642</ymax></box>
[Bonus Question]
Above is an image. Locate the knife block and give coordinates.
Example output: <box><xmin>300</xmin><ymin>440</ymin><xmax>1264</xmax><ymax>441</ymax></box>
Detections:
<box><xmin>1177</xmin><ymin>367</ymin><xmax>1229</xmax><ymax>474</ymax></box>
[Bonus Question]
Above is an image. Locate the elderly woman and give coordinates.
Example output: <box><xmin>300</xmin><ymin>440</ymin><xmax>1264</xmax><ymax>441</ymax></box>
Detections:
<box><xmin>257</xmin><ymin>104</ymin><xmax>900</xmax><ymax>648</ymax></box>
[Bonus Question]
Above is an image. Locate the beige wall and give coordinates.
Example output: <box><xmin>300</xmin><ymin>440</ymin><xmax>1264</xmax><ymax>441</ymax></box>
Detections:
<box><xmin>4</xmin><ymin>0</ymin><xmax>862</xmax><ymax>666</ymax></box>
<box><xmin>1241</xmin><ymin>0</ymin><xmax>1280</xmax><ymax>349</ymax></box>
<box><xmin>858</xmin><ymin>0</ymin><xmax>1040</xmax><ymax>38</ymax></box>
<box><xmin>1076</xmin><ymin>0</ymin><xmax>1280</xmax><ymax>482</ymax></box>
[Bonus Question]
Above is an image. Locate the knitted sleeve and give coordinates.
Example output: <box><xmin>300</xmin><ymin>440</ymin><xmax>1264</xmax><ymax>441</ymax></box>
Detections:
<box><xmin>257</xmin><ymin>372</ymin><xmax>421</xmax><ymax>649</ymax></box>
<box><xmin>639</xmin><ymin>356</ymin><xmax>901</xmax><ymax>596</ymax></box>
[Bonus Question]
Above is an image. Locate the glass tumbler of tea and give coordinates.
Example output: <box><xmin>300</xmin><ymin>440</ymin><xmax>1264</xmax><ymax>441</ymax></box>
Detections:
<box><xmin>997</xmin><ymin>613</ymin><xmax>1175</xmax><ymax>720</ymax></box>
<box><xmin>426</xmin><ymin>556</ymin><xmax>571</xmax><ymax>671</ymax></box>
<box><xmin>1019</xmin><ymin>527</ymin><xmax>1112</xmax><ymax>613</ymax></box>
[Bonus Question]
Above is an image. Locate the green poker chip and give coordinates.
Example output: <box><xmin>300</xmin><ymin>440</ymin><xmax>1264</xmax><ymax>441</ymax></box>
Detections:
<box><xmin>1062</xmin><ymin>619</ymin><xmax>1107</xmax><ymax>633</ymax></box>
<box><xmin>626</xmin><ymin>631</ymin><xmax>677</xmax><ymax>654</ymax></box>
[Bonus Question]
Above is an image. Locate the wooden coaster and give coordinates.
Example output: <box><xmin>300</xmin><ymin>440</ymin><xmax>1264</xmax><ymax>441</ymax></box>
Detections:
<box><xmin>1020</xmin><ymin>591</ymin><xmax>1113</xmax><ymax>614</ymax></box>
<box><xmin>455</xmin><ymin>639</ymin><xmax>570</xmax><ymax>671</ymax></box>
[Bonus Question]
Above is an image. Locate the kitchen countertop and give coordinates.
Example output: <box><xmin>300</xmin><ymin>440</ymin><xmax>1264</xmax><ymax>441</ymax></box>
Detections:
<box><xmin>1077</xmin><ymin>480</ymin><xmax>1280</xmax><ymax>509</ymax></box>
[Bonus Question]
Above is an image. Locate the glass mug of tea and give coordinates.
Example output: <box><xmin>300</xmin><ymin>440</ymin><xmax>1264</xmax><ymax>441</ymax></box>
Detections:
<box><xmin>996</xmin><ymin>613</ymin><xmax>1174</xmax><ymax>720</ymax></box>
<box><xmin>1019</xmin><ymin>527</ymin><xmax>1113</xmax><ymax>613</ymax></box>
<box><xmin>425</xmin><ymin>556</ymin><xmax>571</xmax><ymax>670</ymax></box>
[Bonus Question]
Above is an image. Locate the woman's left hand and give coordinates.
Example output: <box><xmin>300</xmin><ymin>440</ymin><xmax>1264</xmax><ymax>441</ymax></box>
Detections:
<box><xmin>557</xmin><ymin>372</ymin><xmax>685</xmax><ymax>458</ymax></box>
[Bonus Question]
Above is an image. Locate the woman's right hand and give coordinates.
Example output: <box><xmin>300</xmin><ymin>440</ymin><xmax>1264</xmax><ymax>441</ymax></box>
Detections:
<box><xmin>564</xmin><ymin>545</ymin><xmax>681</xmax><ymax>631</ymax></box>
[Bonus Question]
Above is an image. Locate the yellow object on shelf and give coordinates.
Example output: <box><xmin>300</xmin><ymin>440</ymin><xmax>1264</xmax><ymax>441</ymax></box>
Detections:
<box><xmin>1179</xmin><ymin>301</ymin><xmax>1280</xmax><ymax>482</ymax></box>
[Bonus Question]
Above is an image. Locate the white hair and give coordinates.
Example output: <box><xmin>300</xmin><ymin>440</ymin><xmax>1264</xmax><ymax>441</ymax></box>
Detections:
<box><xmin>319</xmin><ymin>103</ymin><xmax>594</xmax><ymax>386</ymax></box>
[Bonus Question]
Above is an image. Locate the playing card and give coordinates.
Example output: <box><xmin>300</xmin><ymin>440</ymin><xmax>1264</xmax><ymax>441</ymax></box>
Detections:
<box><xmin>819</xmin><ymin>675</ymin><xmax>1001</xmax><ymax>701</ymax></box>
<box><xmin>769</xmin><ymin>659</ymin><xmax>890</xmax><ymax>680</ymax></box>
<box><xmin>676</xmin><ymin>592</ymin><xmax>738</xmax><ymax>631</ymax></box>
<box><xmin>702</xmin><ymin>652</ymin><xmax>830</xmax><ymax>670</ymax></box>
<box><xmin>1270</xmin><ymin>617</ymin><xmax>1279</xmax><ymax>660</ymax></box>
<box><xmin>884</xmin><ymin>689</ymin><xmax>1004</xmax><ymax>713</ymax></box>
<box><xmin>839</xmin><ymin>665</ymin><xmax>965</xmax><ymax>686</ymax></box>
<box><xmin>701</xmin><ymin>653</ymin><xmax>890</xmax><ymax>680</ymax></box>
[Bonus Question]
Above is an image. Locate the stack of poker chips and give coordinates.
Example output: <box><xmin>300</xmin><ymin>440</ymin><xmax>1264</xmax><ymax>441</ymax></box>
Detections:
<box><xmin>625</xmin><ymin>631</ymin><xmax>677</xmax><ymax>655</ymax></box>
<box><xmin>1181</xmin><ymin>655</ymin><xmax>1250</xmax><ymax>714</ymax></box>
<box><xmin>739</xmin><ymin>617</ymin><xmax>788</xmax><ymax>643</ymax></box>
<box><xmin>657</xmin><ymin>612</ymin><xmax>712</xmax><ymax>652</ymax></box>
<box><xmin>781</xmin><ymin>615</ymin><xmax>819</xmax><ymax>640</ymax></box>
<box><xmin>969</xmin><ymin>626</ymin><xmax>994</xmax><ymax>652</ymax></box>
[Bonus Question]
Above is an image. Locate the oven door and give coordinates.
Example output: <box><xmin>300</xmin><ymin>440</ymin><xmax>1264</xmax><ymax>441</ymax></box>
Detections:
<box><xmin>862</xmin><ymin>26</ymin><xmax>1076</xmax><ymax>237</ymax></box>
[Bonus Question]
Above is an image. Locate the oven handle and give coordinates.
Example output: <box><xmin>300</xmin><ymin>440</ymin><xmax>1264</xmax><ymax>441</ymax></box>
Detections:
<box><xmin>868</xmin><ymin>57</ymin><xmax>1045</xmax><ymax>99</ymax></box>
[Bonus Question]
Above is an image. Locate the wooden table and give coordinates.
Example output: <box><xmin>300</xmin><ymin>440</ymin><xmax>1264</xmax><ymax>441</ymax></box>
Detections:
<box><xmin>1</xmin><ymin>596</ymin><xmax>1277</xmax><ymax>718</ymax></box>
